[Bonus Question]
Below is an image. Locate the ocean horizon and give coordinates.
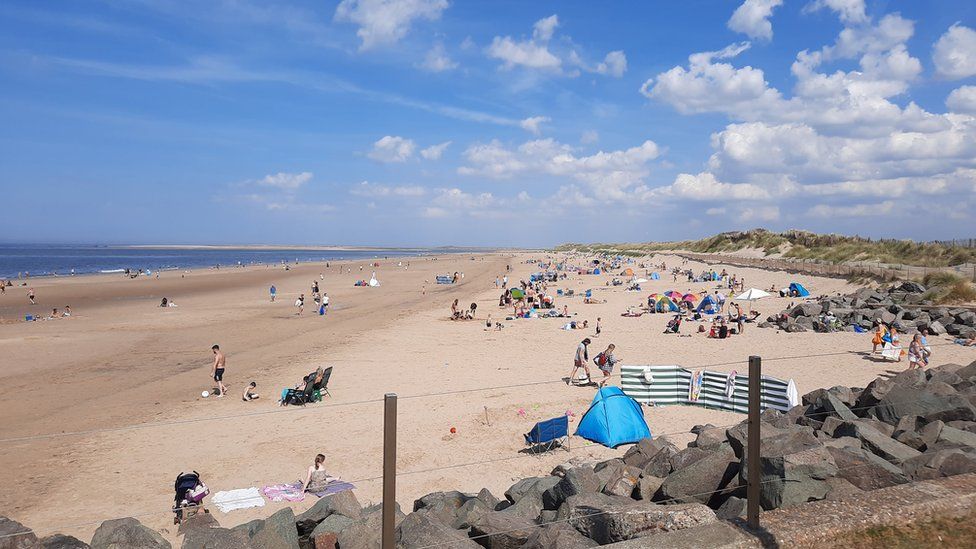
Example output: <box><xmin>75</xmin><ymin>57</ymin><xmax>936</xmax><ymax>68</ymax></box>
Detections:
<box><xmin>0</xmin><ymin>244</ymin><xmax>490</xmax><ymax>279</ymax></box>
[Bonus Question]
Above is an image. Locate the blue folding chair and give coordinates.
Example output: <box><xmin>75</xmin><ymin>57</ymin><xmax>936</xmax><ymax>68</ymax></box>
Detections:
<box><xmin>524</xmin><ymin>416</ymin><xmax>570</xmax><ymax>454</ymax></box>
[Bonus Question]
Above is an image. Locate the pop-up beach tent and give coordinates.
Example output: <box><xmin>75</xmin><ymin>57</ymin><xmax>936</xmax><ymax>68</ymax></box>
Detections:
<box><xmin>655</xmin><ymin>295</ymin><xmax>679</xmax><ymax>313</ymax></box>
<box><xmin>510</xmin><ymin>288</ymin><xmax>525</xmax><ymax>300</ymax></box>
<box><xmin>696</xmin><ymin>294</ymin><xmax>719</xmax><ymax>314</ymax></box>
<box><xmin>575</xmin><ymin>387</ymin><xmax>651</xmax><ymax>448</ymax></box>
<box><xmin>620</xmin><ymin>268</ymin><xmax>634</xmax><ymax>277</ymax></box>
<box><xmin>650</xmin><ymin>272</ymin><xmax>660</xmax><ymax>280</ymax></box>
<box><xmin>789</xmin><ymin>282</ymin><xmax>810</xmax><ymax>297</ymax></box>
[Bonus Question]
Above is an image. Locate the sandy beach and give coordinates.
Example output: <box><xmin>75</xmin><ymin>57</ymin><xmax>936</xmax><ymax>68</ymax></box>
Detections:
<box><xmin>1</xmin><ymin>251</ymin><xmax>974</xmax><ymax>543</ymax></box>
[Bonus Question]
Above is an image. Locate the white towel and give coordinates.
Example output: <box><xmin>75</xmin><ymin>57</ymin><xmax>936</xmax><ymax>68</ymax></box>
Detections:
<box><xmin>212</xmin><ymin>488</ymin><xmax>265</xmax><ymax>513</ymax></box>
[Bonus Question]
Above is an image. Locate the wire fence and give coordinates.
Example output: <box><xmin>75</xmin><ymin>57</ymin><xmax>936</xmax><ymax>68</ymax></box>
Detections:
<box><xmin>0</xmin><ymin>342</ymin><xmax>970</xmax><ymax>541</ymax></box>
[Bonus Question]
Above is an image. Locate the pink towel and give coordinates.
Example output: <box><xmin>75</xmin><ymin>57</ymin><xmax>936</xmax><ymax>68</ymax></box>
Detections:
<box><xmin>261</xmin><ymin>481</ymin><xmax>305</xmax><ymax>502</ymax></box>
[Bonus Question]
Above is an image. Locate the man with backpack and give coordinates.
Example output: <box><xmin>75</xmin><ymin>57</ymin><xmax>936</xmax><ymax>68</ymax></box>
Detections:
<box><xmin>594</xmin><ymin>344</ymin><xmax>620</xmax><ymax>388</ymax></box>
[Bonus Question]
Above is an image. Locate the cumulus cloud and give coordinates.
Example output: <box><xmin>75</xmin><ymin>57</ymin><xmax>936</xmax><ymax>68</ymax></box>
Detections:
<box><xmin>351</xmin><ymin>181</ymin><xmax>427</xmax><ymax>197</ymax></box>
<box><xmin>933</xmin><ymin>24</ymin><xmax>976</xmax><ymax>80</ymax></box>
<box><xmin>421</xmin><ymin>188</ymin><xmax>515</xmax><ymax>218</ymax></box>
<box><xmin>420</xmin><ymin>141</ymin><xmax>452</xmax><ymax>159</ymax></box>
<box><xmin>458</xmin><ymin>138</ymin><xmax>661</xmax><ymax>201</ymax></box>
<box><xmin>334</xmin><ymin>0</ymin><xmax>449</xmax><ymax>50</ymax></box>
<box><xmin>519</xmin><ymin>116</ymin><xmax>550</xmax><ymax>135</ymax></box>
<box><xmin>728</xmin><ymin>0</ymin><xmax>783</xmax><ymax>41</ymax></box>
<box><xmin>803</xmin><ymin>0</ymin><xmax>867</xmax><ymax>25</ymax></box>
<box><xmin>807</xmin><ymin>201</ymin><xmax>895</xmax><ymax>218</ymax></box>
<box><xmin>947</xmin><ymin>86</ymin><xmax>976</xmax><ymax>114</ymax></box>
<box><xmin>258</xmin><ymin>171</ymin><xmax>313</xmax><ymax>190</ymax></box>
<box><xmin>487</xmin><ymin>14</ymin><xmax>625</xmax><ymax>78</ymax></box>
<box><xmin>368</xmin><ymin>135</ymin><xmax>416</xmax><ymax>162</ymax></box>
<box><xmin>420</xmin><ymin>43</ymin><xmax>458</xmax><ymax>72</ymax></box>
<box><xmin>648</xmin><ymin>172</ymin><xmax>771</xmax><ymax>201</ymax></box>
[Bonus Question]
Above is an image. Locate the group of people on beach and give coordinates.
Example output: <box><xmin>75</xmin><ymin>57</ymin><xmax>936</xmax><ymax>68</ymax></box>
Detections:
<box><xmin>872</xmin><ymin>322</ymin><xmax>933</xmax><ymax>369</ymax></box>
<box><xmin>569</xmin><ymin>338</ymin><xmax>619</xmax><ymax>388</ymax></box>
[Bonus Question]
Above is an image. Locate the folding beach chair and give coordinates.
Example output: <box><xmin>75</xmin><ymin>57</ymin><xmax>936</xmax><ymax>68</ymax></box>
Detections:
<box><xmin>524</xmin><ymin>416</ymin><xmax>570</xmax><ymax>455</ymax></box>
<box><xmin>314</xmin><ymin>367</ymin><xmax>333</xmax><ymax>400</ymax></box>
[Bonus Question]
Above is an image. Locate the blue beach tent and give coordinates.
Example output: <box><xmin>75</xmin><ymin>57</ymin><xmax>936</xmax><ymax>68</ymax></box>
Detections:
<box><xmin>575</xmin><ymin>387</ymin><xmax>651</xmax><ymax>448</ymax></box>
<box><xmin>696</xmin><ymin>294</ymin><xmax>719</xmax><ymax>314</ymax></box>
<box><xmin>789</xmin><ymin>282</ymin><xmax>810</xmax><ymax>297</ymax></box>
<box><xmin>650</xmin><ymin>272</ymin><xmax>660</xmax><ymax>280</ymax></box>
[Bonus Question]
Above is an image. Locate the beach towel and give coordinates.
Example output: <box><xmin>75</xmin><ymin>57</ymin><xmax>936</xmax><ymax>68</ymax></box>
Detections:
<box><xmin>881</xmin><ymin>343</ymin><xmax>903</xmax><ymax>361</ymax></box>
<box><xmin>261</xmin><ymin>481</ymin><xmax>305</xmax><ymax>503</ymax></box>
<box><xmin>211</xmin><ymin>488</ymin><xmax>265</xmax><ymax>513</ymax></box>
<box><xmin>308</xmin><ymin>480</ymin><xmax>355</xmax><ymax>498</ymax></box>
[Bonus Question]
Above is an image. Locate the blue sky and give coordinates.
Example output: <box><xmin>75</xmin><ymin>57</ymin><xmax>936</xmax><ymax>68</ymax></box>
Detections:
<box><xmin>1</xmin><ymin>0</ymin><xmax>974</xmax><ymax>247</ymax></box>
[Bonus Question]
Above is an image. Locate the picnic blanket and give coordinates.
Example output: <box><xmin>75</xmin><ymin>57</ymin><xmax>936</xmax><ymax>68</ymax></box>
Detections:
<box><xmin>261</xmin><ymin>481</ymin><xmax>305</xmax><ymax>503</ymax></box>
<box><xmin>212</xmin><ymin>487</ymin><xmax>265</xmax><ymax>512</ymax></box>
<box><xmin>308</xmin><ymin>480</ymin><xmax>356</xmax><ymax>499</ymax></box>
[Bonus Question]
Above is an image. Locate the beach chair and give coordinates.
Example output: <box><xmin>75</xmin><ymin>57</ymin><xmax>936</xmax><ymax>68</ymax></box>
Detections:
<box><xmin>524</xmin><ymin>416</ymin><xmax>570</xmax><ymax>454</ymax></box>
<box><xmin>313</xmin><ymin>367</ymin><xmax>333</xmax><ymax>400</ymax></box>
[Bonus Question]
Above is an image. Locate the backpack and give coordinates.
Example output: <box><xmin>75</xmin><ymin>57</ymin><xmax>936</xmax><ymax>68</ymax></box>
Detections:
<box><xmin>594</xmin><ymin>352</ymin><xmax>608</xmax><ymax>367</ymax></box>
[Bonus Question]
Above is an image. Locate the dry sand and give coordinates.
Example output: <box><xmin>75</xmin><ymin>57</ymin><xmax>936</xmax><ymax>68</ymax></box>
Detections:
<box><xmin>1</xmin><ymin>251</ymin><xmax>974</xmax><ymax>543</ymax></box>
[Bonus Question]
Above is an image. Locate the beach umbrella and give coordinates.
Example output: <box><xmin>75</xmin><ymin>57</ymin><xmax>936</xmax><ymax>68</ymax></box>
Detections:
<box><xmin>682</xmin><ymin>293</ymin><xmax>699</xmax><ymax>303</ymax></box>
<box><xmin>735</xmin><ymin>288</ymin><xmax>771</xmax><ymax>301</ymax></box>
<box><xmin>664</xmin><ymin>290</ymin><xmax>681</xmax><ymax>298</ymax></box>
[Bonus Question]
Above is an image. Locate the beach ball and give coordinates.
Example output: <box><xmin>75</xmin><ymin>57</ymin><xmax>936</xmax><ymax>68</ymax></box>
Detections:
<box><xmin>450</xmin><ymin>427</ymin><xmax>457</xmax><ymax>434</ymax></box>
<box><xmin>201</xmin><ymin>391</ymin><xmax>210</xmax><ymax>398</ymax></box>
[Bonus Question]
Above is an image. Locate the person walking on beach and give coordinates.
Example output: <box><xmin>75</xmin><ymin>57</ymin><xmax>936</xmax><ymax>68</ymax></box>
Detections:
<box><xmin>27</xmin><ymin>287</ymin><xmax>35</xmax><ymax>305</ymax></box>
<box><xmin>595</xmin><ymin>317</ymin><xmax>602</xmax><ymax>337</ymax></box>
<box><xmin>270</xmin><ymin>285</ymin><xmax>277</xmax><ymax>302</ymax></box>
<box><xmin>296</xmin><ymin>294</ymin><xmax>305</xmax><ymax>315</ymax></box>
<box><xmin>594</xmin><ymin>344</ymin><xmax>619</xmax><ymax>388</ymax></box>
<box><xmin>211</xmin><ymin>345</ymin><xmax>227</xmax><ymax>397</ymax></box>
<box><xmin>568</xmin><ymin>338</ymin><xmax>592</xmax><ymax>385</ymax></box>
<box><xmin>872</xmin><ymin>321</ymin><xmax>887</xmax><ymax>353</ymax></box>
<box><xmin>502</xmin><ymin>275</ymin><xmax>508</xmax><ymax>289</ymax></box>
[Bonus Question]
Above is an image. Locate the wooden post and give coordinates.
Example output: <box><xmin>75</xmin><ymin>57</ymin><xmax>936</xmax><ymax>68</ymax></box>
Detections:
<box><xmin>747</xmin><ymin>356</ymin><xmax>762</xmax><ymax>529</ymax></box>
<box><xmin>382</xmin><ymin>393</ymin><xmax>397</xmax><ymax>549</ymax></box>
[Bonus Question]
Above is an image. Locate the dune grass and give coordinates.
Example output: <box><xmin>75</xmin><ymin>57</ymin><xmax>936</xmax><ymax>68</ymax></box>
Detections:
<box><xmin>828</xmin><ymin>505</ymin><xmax>976</xmax><ymax>549</ymax></box>
<box><xmin>921</xmin><ymin>272</ymin><xmax>976</xmax><ymax>304</ymax></box>
<box><xmin>557</xmin><ymin>229</ymin><xmax>976</xmax><ymax>268</ymax></box>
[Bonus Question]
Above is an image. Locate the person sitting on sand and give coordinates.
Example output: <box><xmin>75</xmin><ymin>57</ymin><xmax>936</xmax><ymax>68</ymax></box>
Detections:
<box><xmin>451</xmin><ymin>299</ymin><xmax>460</xmax><ymax>319</ymax></box>
<box><xmin>62</xmin><ymin>305</ymin><xmax>71</xmax><ymax>317</ymax></box>
<box><xmin>302</xmin><ymin>453</ymin><xmax>335</xmax><ymax>493</ymax></box>
<box><xmin>747</xmin><ymin>310</ymin><xmax>761</xmax><ymax>322</ymax></box>
<box><xmin>242</xmin><ymin>381</ymin><xmax>259</xmax><ymax>401</ymax></box>
<box><xmin>955</xmin><ymin>335</ymin><xmax>976</xmax><ymax>346</ymax></box>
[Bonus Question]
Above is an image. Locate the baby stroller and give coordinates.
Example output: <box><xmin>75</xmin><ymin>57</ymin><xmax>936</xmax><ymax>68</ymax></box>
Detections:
<box><xmin>664</xmin><ymin>315</ymin><xmax>682</xmax><ymax>334</ymax></box>
<box><xmin>173</xmin><ymin>471</ymin><xmax>209</xmax><ymax>524</ymax></box>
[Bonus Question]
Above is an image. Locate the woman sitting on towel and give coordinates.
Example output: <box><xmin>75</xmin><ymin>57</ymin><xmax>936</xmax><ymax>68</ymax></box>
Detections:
<box><xmin>302</xmin><ymin>453</ymin><xmax>335</xmax><ymax>493</ymax></box>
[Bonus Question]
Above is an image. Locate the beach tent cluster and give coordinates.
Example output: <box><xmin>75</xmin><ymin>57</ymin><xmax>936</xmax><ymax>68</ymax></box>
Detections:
<box><xmin>696</xmin><ymin>294</ymin><xmax>719</xmax><ymax>314</ymax></box>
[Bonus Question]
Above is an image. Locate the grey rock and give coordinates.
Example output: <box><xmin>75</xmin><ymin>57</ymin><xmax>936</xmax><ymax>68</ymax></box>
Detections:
<box><xmin>937</xmin><ymin>425</ymin><xmax>976</xmax><ymax>449</ymax></box>
<box><xmin>504</xmin><ymin>477</ymin><xmax>558</xmax><ymax>504</ymax></box>
<box><xmin>0</xmin><ymin>517</ymin><xmax>37</xmax><ymax>549</ymax></box>
<box><xmin>928</xmin><ymin>321</ymin><xmax>947</xmax><ymax>335</ymax></box>
<box><xmin>310</xmin><ymin>514</ymin><xmax>355</xmax><ymax>538</ymax></box>
<box><xmin>633</xmin><ymin>475</ymin><xmax>664</xmax><ymax>501</ymax></box>
<box><xmin>658</xmin><ymin>444</ymin><xmax>739</xmax><ymax>506</ymax></box>
<box><xmin>874</xmin><ymin>384</ymin><xmax>976</xmax><ymax>426</ymax></box>
<box><xmin>91</xmin><ymin>519</ymin><xmax>170</xmax><ymax>549</ymax></box>
<box><xmin>561</xmin><ymin>498</ymin><xmax>716</xmax><ymax>544</ymax></box>
<box><xmin>715</xmin><ymin>496</ymin><xmax>747</xmax><ymax>520</ymax></box>
<box><xmin>247</xmin><ymin>508</ymin><xmax>298</xmax><ymax>549</ymax></box>
<box><xmin>395</xmin><ymin>512</ymin><xmax>478</xmax><ymax>549</ymax></box>
<box><xmin>521</xmin><ymin>523</ymin><xmax>598</xmax><ymax>549</ymax></box>
<box><xmin>623</xmin><ymin>438</ymin><xmax>679</xmax><ymax>478</ymax></box>
<box><xmin>452</xmin><ymin>498</ymin><xmax>492</xmax><ymax>530</ymax></box>
<box><xmin>337</xmin><ymin>503</ymin><xmax>405</xmax><ymax>549</ymax></box>
<box><xmin>542</xmin><ymin>467</ymin><xmax>600</xmax><ymax>510</ymax></box>
<box><xmin>920</xmin><ymin>420</ymin><xmax>945</xmax><ymax>447</ymax></box>
<box><xmin>179</xmin><ymin>513</ymin><xmax>250</xmax><ymax>549</ymax></box>
<box><xmin>411</xmin><ymin>491</ymin><xmax>471</xmax><ymax>527</ymax></box>
<box><xmin>690</xmin><ymin>425</ymin><xmax>727</xmax><ymax>449</ymax></box>
<box><xmin>469</xmin><ymin>512</ymin><xmax>536</xmax><ymax>549</ymax></box>
<box><xmin>833</xmin><ymin>420</ymin><xmax>921</xmax><ymax>464</ymax></box>
<box><xmin>901</xmin><ymin>449</ymin><xmax>976</xmax><ymax>480</ymax></box>
<box><xmin>825</xmin><ymin>446</ymin><xmax>909</xmax><ymax>490</ymax></box>
<box><xmin>740</xmin><ymin>430</ymin><xmax>837</xmax><ymax>510</ymax></box>
<box><xmin>602</xmin><ymin>465</ymin><xmax>642</xmax><ymax>498</ymax></box>
<box><xmin>822</xmin><ymin>436</ymin><xmax>861</xmax><ymax>450</ymax></box>
<box><xmin>295</xmin><ymin>490</ymin><xmax>362</xmax><ymax>535</ymax></box>
<box><xmin>41</xmin><ymin>534</ymin><xmax>89</xmax><ymax>549</ymax></box>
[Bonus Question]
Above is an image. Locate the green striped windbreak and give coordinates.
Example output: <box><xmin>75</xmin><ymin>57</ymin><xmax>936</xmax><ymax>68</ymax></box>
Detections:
<box><xmin>620</xmin><ymin>365</ymin><xmax>798</xmax><ymax>414</ymax></box>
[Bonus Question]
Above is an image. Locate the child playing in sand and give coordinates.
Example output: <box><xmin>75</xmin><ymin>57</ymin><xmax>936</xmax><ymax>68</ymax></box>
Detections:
<box><xmin>242</xmin><ymin>381</ymin><xmax>259</xmax><ymax>401</ymax></box>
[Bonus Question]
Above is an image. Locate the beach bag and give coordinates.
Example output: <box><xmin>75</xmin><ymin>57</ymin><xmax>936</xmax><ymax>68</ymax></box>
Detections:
<box><xmin>319</xmin><ymin>305</ymin><xmax>325</xmax><ymax>315</ymax></box>
<box><xmin>185</xmin><ymin>483</ymin><xmax>209</xmax><ymax>504</ymax></box>
<box><xmin>295</xmin><ymin>299</ymin><xmax>302</xmax><ymax>307</ymax></box>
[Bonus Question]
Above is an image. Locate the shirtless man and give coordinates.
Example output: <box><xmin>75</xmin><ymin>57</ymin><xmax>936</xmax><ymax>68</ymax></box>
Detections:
<box><xmin>211</xmin><ymin>345</ymin><xmax>227</xmax><ymax>397</ymax></box>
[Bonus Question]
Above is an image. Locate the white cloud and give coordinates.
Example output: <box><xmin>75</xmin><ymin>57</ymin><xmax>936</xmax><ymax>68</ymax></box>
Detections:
<box><xmin>334</xmin><ymin>0</ymin><xmax>449</xmax><ymax>50</ymax></box>
<box><xmin>740</xmin><ymin>205</ymin><xmax>780</xmax><ymax>221</ymax></box>
<box><xmin>351</xmin><ymin>181</ymin><xmax>427</xmax><ymax>197</ymax></box>
<box><xmin>420</xmin><ymin>141</ymin><xmax>452</xmax><ymax>160</ymax></box>
<box><xmin>421</xmin><ymin>188</ymin><xmax>515</xmax><ymax>219</ymax></box>
<box><xmin>947</xmin><ymin>86</ymin><xmax>976</xmax><ymax>114</ymax></box>
<box><xmin>664</xmin><ymin>172</ymin><xmax>771</xmax><ymax>200</ymax></box>
<box><xmin>807</xmin><ymin>201</ymin><xmax>895</xmax><ymax>218</ymax></box>
<box><xmin>420</xmin><ymin>43</ymin><xmax>458</xmax><ymax>72</ymax></box>
<box><xmin>487</xmin><ymin>14</ymin><xmax>624</xmax><ymax>78</ymax></box>
<box><xmin>933</xmin><ymin>24</ymin><xmax>976</xmax><ymax>80</ymax></box>
<box><xmin>595</xmin><ymin>50</ymin><xmax>627</xmax><ymax>77</ymax></box>
<box><xmin>728</xmin><ymin>0</ymin><xmax>783</xmax><ymax>41</ymax></box>
<box><xmin>580</xmin><ymin>130</ymin><xmax>599</xmax><ymax>144</ymax></box>
<box><xmin>258</xmin><ymin>172</ymin><xmax>313</xmax><ymax>190</ymax></box>
<box><xmin>368</xmin><ymin>135</ymin><xmax>416</xmax><ymax>162</ymax></box>
<box><xmin>519</xmin><ymin>116</ymin><xmax>550</xmax><ymax>135</ymax></box>
<box><xmin>458</xmin><ymin>138</ymin><xmax>661</xmax><ymax>201</ymax></box>
<box><xmin>804</xmin><ymin>0</ymin><xmax>867</xmax><ymax>25</ymax></box>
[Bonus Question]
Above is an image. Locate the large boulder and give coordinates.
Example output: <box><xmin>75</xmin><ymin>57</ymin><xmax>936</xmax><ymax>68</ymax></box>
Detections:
<box><xmin>41</xmin><ymin>534</ymin><xmax>89</xmax><ymax>549</ymax></box>
<box><xmin>633</xmin><ymin>475</ymin><xmax>664</xmax><ymax>501</ymax></box>
<box><xmin>452</xmin><ymin>498</ymin><xmax>493</xmax><ymax>530</ymax></box>
<box><xmin>295</xmin><ymin>490</ymin><xmax>362</xmax><ymax>535</ymax></box>
<box><xmin>825</xmin><ymin>446</ymin><xmax>909</xmax><ymax>490</ymax></box>
<box><xmin>901</xmin><ymin>449</ymin><xmax>976</xmax><ymax>480</ymax></box>
<box><xmin>90</xmin><ymin>518</ymin><xmax>170</xmax><ymax>549</ymax></box>
<box><xmin>310</xmin><ymin>514</ymin><xmax>355</xmax><ymax>544</ymax></box>
<box><xmin>179</xmin><ymin>513</ymin><xmax>251</xmax><ymax>549</ymax></box>
<box><xmin>469</xmin><ymin>512</ymin><xmax>537</xmax><ymax>549</ymax></box>
<box><xmin>504</xmin><ymin>477</ymin><xmax>558</xmax><ymax>505</ymax></box>
<box><xmin>740</xmin><ymin>430</ymin><xmax>837</xmax><ymax>510</ymax></box>
<box><xmin>0</xmin><ymin>517</ymin><xmax>38</xmax><ymax>549</ymax></box>
<box><xmin>521</xmin><ymin>523</ymin><xmax>597</xmax><ymax>549</ymax></box>
<box><xmin>715</xmin><ymin>497</ymin><xmax>747</xmax><ymax>520</ymax></box>
<box><xmin>542</xmin><ymin>468</ymin><xmax>600</xmax><ymax>510</ymax></box>
<box><xmin>657</xmin><ymin>444</ymin><xmax>739</xmax><ymax>506</ymax></box>
<box><xmin>602</xmin><ymin>465</ymin><xmax>642</xmax><ymax>498</ymax></box>
<box><xmin>622</xmin><ymin>438</ymin><xmax>679</xmax><ymax>478</ymax></box>
<box><xmin>395</xmin><ymin>512</ymin><xmax>478</xmax><ymax>549</ymax></box>
<box><xmin>873</xmin><ymin>384</ymin><xmax>976</xmax><ymax>426</ymax></box>
<box><xmin>936</xmin><ymin>424</ymin><xmax>976</xmax><ymax>449</ymax></box>
<box><xmin>246</xmin><ymin>508</ymin><xmax>299</xmax><ymax>549</ymax></box>
<box><xmin>337</xmin><ymin>503</ymin><xmax>405</xmax><ymax>549</ymax></box>
<box><xmin>560</xmin><ymin>497</ymin><xmax>716</xmax><ymax>544</ymax></box>
<box><xmin>854</xmin><ymin>379</ymin><xmax>893</xmax><ymax>414</ymax></box>
<box><xmin>412</xmin><ymin>491</ymin><xmax>471</xmax><ymax>527</ymax></box>
<box><xmin>833</xmin><ymin>420</ymin><xmax>922</xmax><ymax>464</ymax></box>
